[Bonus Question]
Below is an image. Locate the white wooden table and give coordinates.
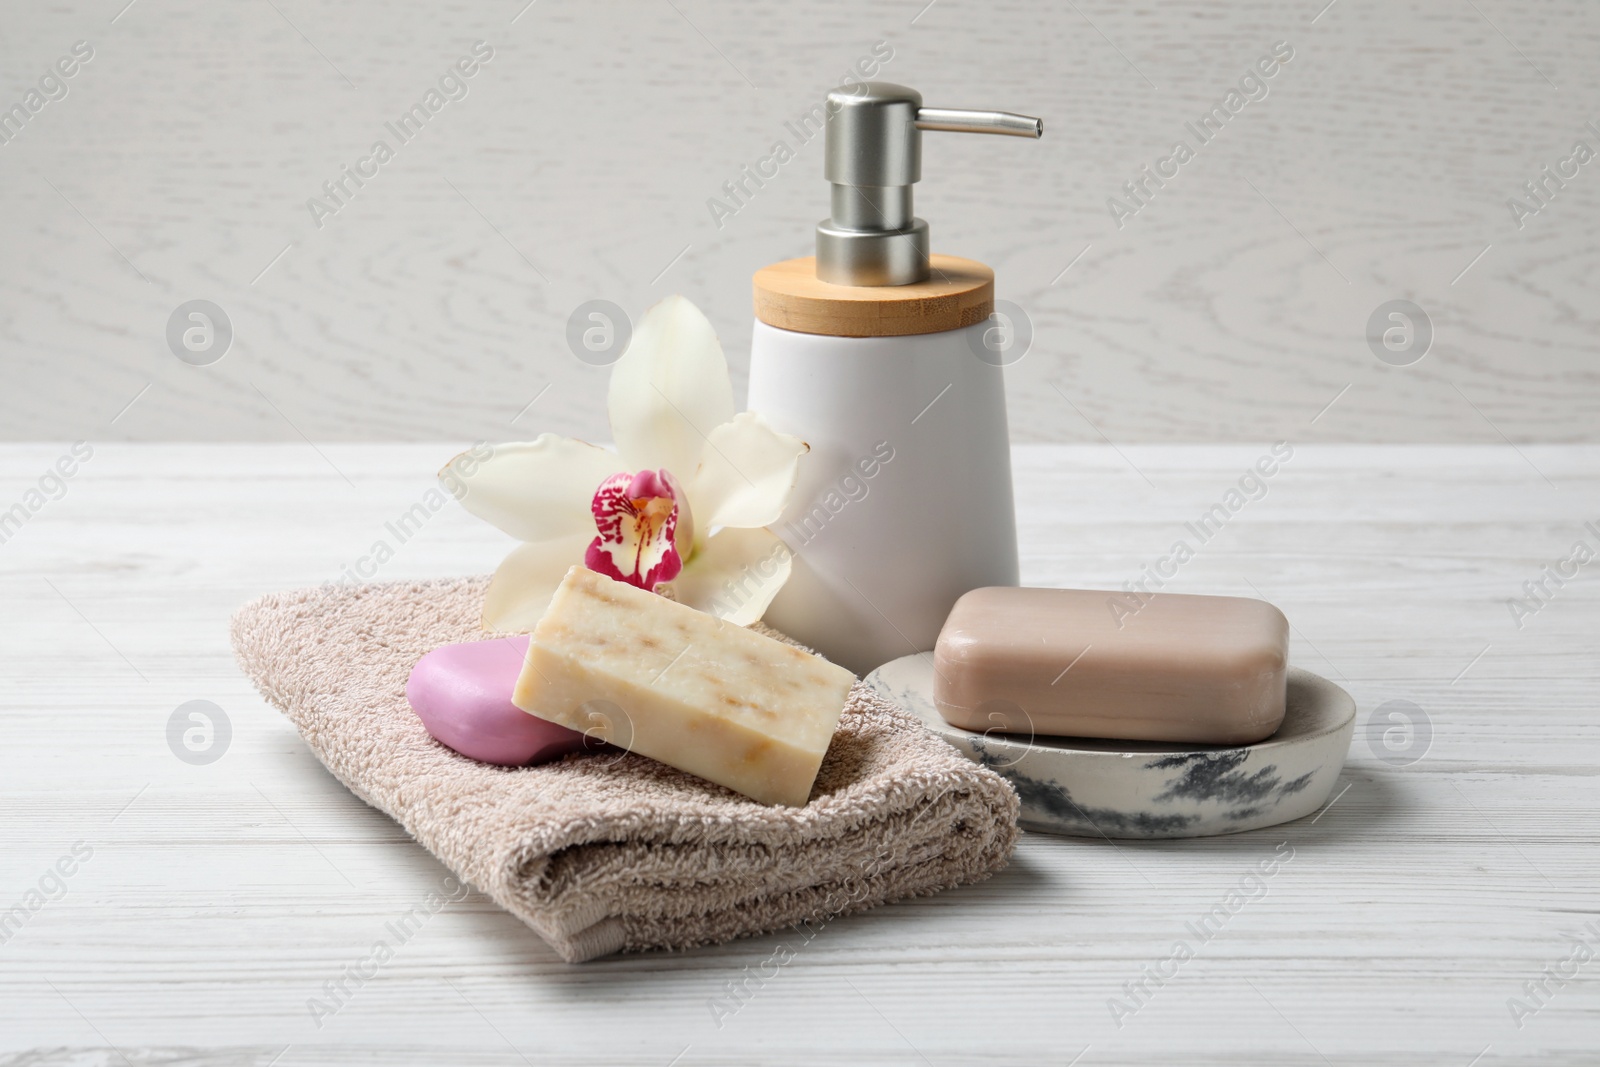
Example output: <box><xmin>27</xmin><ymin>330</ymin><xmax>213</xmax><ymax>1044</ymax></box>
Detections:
<box><xmin>2</xmin><ymin>442</ymin><xmax>1595</xmax><ymax>1065</ymax></box>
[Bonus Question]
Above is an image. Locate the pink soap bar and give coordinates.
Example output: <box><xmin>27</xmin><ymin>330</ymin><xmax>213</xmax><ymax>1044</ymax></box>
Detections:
<box><xmin>407</xmin><ymin>636</ymin><xmax>589</xmax><ymax>766</ymax></box>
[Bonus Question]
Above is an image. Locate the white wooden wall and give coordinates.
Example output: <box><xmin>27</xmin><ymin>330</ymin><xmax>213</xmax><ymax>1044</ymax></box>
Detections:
<box><xmin>2</xmin><ymin>0</ymin><xmax>1597</xmax><ymax>443</ymax></box>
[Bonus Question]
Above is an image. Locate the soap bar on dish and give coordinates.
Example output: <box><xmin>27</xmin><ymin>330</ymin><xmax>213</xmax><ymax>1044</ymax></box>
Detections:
<box><xmin>513</xmin><ymin>566</ymin><xmax>856</xmax><ymax>807</ymax></box>
<box><xmin>934</xmin><ymin>587</ymin><xmax>1289</xmax><ymax>745</ymax></box>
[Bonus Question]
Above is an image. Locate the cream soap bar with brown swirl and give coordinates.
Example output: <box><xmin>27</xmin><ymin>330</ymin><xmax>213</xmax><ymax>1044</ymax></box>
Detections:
<box><xmin>513</xmin><ymin>566</ymin><xmax>856</xmax><ymax>806</ymax></box>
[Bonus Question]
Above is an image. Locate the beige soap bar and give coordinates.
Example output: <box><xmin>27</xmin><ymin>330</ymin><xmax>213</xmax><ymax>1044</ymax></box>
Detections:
<box><xmin>513</xmin><ymin>566</ymin><xmax>856</xmax><ymax>806</ymax></box>
<box><xmin>935</xmin><ymin>587</ymin><xmax>1289</xmax><ymax>745</ymax></box>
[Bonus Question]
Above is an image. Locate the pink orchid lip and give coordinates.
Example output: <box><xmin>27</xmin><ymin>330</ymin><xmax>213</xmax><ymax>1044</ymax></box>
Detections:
<box><xmin>585</xmin><ymin>468</ymin><xmax>683</xmax><ymax>592</ymax></box>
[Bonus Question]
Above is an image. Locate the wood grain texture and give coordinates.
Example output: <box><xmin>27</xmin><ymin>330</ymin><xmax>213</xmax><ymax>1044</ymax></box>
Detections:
<box><xmin>0</xmin><ymin>442</ymin><xmax>1596</xmax><ymax>1064</ymax></box>
<box><xmin>1</xmin><ymin>2</ymin><xmax>1597</xmax><ymax>444</ymax></box>
<box><xmin>753</xmin><ymin>255</ymin><xmax>992</xmax><ymax>336</ymax></box>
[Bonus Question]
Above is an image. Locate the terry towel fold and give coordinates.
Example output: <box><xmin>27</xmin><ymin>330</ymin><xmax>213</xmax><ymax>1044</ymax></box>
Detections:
<box><xmin>231</xmin><ymin>577</ymin><xmax>1019</xmax><ymax>962</ymax></box>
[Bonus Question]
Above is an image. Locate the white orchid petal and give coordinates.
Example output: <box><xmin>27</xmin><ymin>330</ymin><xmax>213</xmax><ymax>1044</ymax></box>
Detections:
<box><xmin>481</xmin><ymin>534</ymin><xmax>593</xmax><ymax>632</ymax></box>
<box><xmin>663</xmin><ymin>526</ymin><xmax>792</xmax><ymax>626</ymax></box>
<box><xmin>446</xmin><ymin>435</ymin><xmax>620</xmax><ymax>544</ymax></box>
<box><xmin>607</xmin><ymin>295</ymin><xmax>735</xmax><ymax>481</ymax></box>
<box><xmin>690</xmin><ymin>412</ymin><xmax>809</xmax><ymax>530</ymax></box>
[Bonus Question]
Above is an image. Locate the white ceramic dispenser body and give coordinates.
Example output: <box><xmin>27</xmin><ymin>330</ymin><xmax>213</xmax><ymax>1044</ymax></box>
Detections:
<box><xmin>747</xmin><ymin>319</ymin><xmax>1019</xmax><ymax>675</ymax></box>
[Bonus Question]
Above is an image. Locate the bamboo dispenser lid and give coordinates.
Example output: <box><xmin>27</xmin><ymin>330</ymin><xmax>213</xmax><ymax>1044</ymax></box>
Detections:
<box><xmin>753</xmin><ymin>254</ymin><xmax>993</xmax><ymax>338</ymax></box>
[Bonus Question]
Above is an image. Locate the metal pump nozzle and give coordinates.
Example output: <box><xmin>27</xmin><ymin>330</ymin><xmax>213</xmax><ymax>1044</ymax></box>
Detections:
<box><xmin>815</xmin><ymin>82</ymin><xmax>1042</xmax><ymax>286</ymax></box>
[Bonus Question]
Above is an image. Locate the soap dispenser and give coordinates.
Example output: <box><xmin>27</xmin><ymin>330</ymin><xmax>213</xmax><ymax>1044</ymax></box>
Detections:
<box><xmin>746</xmin><ymin>82</ymin><xmax>1042</xmax><ymax>676</ymax></box>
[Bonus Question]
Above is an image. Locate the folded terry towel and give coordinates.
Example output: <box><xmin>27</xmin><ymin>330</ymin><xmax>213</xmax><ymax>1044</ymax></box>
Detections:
<box><xmin>231</xmin><ymin>576</ymin><xmax>1019</xmax><ymax>962</ymax></box>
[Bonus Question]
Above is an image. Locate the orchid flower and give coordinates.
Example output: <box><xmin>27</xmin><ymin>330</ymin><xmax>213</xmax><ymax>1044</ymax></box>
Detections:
<box><xmin>443</xmin><ymin>295</ymin><xmax>808</xmax><ymax>631</ymax></box>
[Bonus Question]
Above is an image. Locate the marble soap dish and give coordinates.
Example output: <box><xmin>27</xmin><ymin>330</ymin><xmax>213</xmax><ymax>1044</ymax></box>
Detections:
<box><xmin>865</xmin><ymin>655</ymin><xmax>1356</xmax><ymax>839</ymax></box>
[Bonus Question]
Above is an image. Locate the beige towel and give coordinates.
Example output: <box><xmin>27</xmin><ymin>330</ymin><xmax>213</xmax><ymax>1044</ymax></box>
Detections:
<box><xmin>231</xmin><ymin>576</ymin><xmax>1018</xmax><ymax>962</ymax></box>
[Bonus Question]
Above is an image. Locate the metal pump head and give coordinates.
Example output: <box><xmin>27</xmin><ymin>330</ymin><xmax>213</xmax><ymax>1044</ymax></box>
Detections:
<box><xmin>815</xmin><ymin>81</ymin><xmax>1042</xmax><ymax>287</ymax></box>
